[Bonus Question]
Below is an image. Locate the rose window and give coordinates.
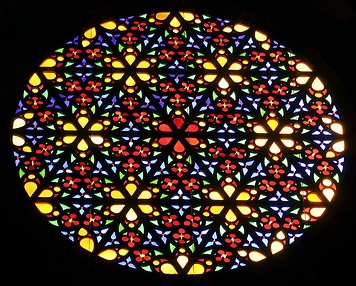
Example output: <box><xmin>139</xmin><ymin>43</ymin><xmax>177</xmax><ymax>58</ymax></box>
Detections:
<box><xmin>11</xmin><ymin>11</ymin><xmax>345</xmax><ymax>275</ymax></box>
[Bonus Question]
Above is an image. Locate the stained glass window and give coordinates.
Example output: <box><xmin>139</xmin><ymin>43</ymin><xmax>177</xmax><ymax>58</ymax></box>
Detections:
<box><xmin>11</xmin><ymin>10</ymin><xmax>345</xmax><ymax>275</ymax></box>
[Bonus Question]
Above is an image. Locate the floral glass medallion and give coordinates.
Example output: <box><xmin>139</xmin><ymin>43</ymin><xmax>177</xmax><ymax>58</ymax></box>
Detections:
<box><xmin>11</xmin><ymin>11</ymin><xmax>345</xmax><ymax>275</ymax></box>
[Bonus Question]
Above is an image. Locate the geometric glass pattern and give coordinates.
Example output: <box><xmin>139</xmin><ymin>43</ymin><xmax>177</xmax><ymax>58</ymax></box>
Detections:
<box><xmin>11</xmin><ymin>11</ymin><xmax>345</xmax><ymax>275</ymax></box>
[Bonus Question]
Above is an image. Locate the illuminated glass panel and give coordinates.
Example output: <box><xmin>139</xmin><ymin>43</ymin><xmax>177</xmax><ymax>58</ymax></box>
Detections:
<box><xmin>11</xmin><ymin>11</ymin><xmax>345</xmax><ymax>275</ymax></box>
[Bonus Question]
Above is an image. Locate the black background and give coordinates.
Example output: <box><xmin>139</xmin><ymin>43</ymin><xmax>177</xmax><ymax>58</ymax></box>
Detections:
<box><xmin>1</xmin><ymin>1</ymin><xmax>356</xmax><ymax>285</ymax></box>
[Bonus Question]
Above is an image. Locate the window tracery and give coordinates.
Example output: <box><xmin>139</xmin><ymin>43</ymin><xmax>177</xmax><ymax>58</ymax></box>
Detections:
<box><xmin>11</xmin><ymin>10</ymin><xmax>345</xmax><ymax>275</ymax></box>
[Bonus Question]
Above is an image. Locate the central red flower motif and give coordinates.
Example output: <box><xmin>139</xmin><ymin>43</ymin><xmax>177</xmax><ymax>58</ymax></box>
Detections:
<box><xmin>156</xmin><ymin>115</ymin><xmax>201</xmax><ymax>153</ymax></box>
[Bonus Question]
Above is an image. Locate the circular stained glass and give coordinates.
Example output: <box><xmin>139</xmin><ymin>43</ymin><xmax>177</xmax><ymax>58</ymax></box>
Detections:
<box><xmin>11</xmin><ymin>11</ymin><xmax>345</xmax><ymax>275</ymax></box>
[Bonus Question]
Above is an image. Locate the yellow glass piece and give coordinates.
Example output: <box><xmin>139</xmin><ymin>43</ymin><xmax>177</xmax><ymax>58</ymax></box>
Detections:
<box><xmin>234</xmin><ymin>23</ymin><xmax>250</xmax><ymax>32</ymax></box>
<box><xmin>23</xmin><ymin>146</ymin><xmax>32</xmax><ymax>152</ymax></box>
<box><xmin>78</xmin><ymin>227</ymin><xmax>88</xmax><ymax>236</ymax></box>
<box><xmin>156</xmin><ymin>12</ymin><xmax>170</xmax><ymax>21</ymax></box>
<box><xmin>307</xmin><ymin>193</ymin><xmax>322</xmax><ymax>202</ymax></box>
<box><xmin>12</xmin><ymin>135</ymin><xmax>25</xmax><ymax>147</ymax></box>
<box><xmin>321</xmin><ymin>116</ymin><xmax>332</xmax><ymax>124</ymax></box>
<box><xmin>138</xmin><ymin>190</ymin><xmax>152</xmax><ymax>199</ymax></box>
<box><xmin>229</xmin><ymin>62</ymin><xmax>242</xmax><ymax>70</ymax></box>
<box><xmin>170</xmin><ymin>17</ymin><xmax>181</xmax><ymax>28</ymax></box>
<box><xmin>161</xmin><ymin>263</ymin><xmax>178</xmax><ymax>274</ymax></box>
<box><xmin>269</xmin><ymin>142</ymin><xmax>281</xmax><ymax>154</ymax></box>
<box><xmin>40</xmin><ymin>58</ymin><xmax>56</xmax><ymax>67</ymax></box>
<box><xmin>126</xmin><ymin>183</ymin><xmax>137</xmax><ymax>196</ymax></box>
<box><xmin>84</xmin><ymin>27</ymin><xmax>96</xmax><ymax>39</ymax></box>
<box><xmin>98</xmin><ymin>249</ymin><xmax>117</xmax><ymax>260</ymax></box>
<box><xmin>90</xmin><ymin>122</ymin><xmax>103</xmax><ymax>131</ymax></box>
<box><xmin>82</xmin><ymin>39</ymin><xmax>90</xmax><ymax>47</ymax></box>
<box><xmin>35</xmin><ymin>202</ymin><xmax>53</xmax><ymax>214</ymax></box>
<box><xmin>179</xmin><ymin>12</ymin><xmax>194</xmax><ymax>21</ymax></box>
<box><xmin>24</xmin><ymin>181</ymin><xmax>38</xmax><ymax>197</ymax></box>
<box><xmin>229</xmin><ymin>75</ymin><xmax>243</xmax><ymax>83</ymax></box>
<box><xmin>332</xmin><ymin>140</ymin><xmax>345</xmax><ymax>152</ymax></box>
<box><xmin>255</xmin><ymin>30</ymin><xmax>267</xmax><ymax>41</ymax></box>
<box><xmin>311</xmin><ymin>77</ymin><xmax>324</xmax><ymax>91</ymax></box>
<box><xmin>249</xmin><ymin>250</ymin><xmax>267</xmax><ymax>262</ymax></box>
<box><xmin>77</xmin><ymin>139</ymin><xmax>89</xmax><ymax>151</ymax></box>
<box><xmin>126</xmin><ymin>76</ymin><xmax>136</xmax><ymax>86</ymax></box>
<box><xmin>327</xmin><ymin>150</ymin><xmax>335</xmax><ymax>159</ymax></box>
<box><xmin>103</xmin><ymin>119</ymin><xmax>110</xmax><ymax>126</ymax></box>
<box><xmin>24</xmin><ymin>112</ymin><xmax>34</xmax><ymax>119</ymax></box>
<box><xmin>112</xmin><ymin>72</ymin><xmax>124</xmax><ymax>80</ymax></box>
<box><xmin>301</xmin><ymin>213</ymin><xmax>311</xmax><ymax>221</ymax></box>
<box><xmin>63</xmin><ymin>122</ymin><xmax>77</xmax><ymax>131</ymax></box>
<box><xmin>209</xmin><ymin>191</ymin><xmax>224</xmax><ymax>200</ymax></box>
<box><xmin>237</xmin><ymin>249</ymin><xmax>248</xmax><ymax>257</ymax></box>
<box><xmin>204</xmin><ymin>74</ymin><xmax>217</xmax><ymax>82</ymax></box>
<box><xmin>280</xmin><ymin>139</ymin><xmax>295</xmax><ymax>148</ymax></box>
<box><xmin>29</xmin><ymin>73</ymin><xmax>41</xmax><ymax>86</ymax></box>
<box><xmin>276</xmin><ymin>230</ymin><xmax>286</xmax><ymax>244</ymax></box>
<box><xmin>203</xmin><ymin>61</ymin><xmax>216</xmax><ymax>70</ymax></box>
<box><xmin>225</xmin><ymin>176</ymin><xmax>232</xmax><ymax>183</ymax></box>
<box><xmin>322</xmin><ymin>178</ymin><xmax>333</xmax><ymax>186</ymax></box>
<box><xmin>237</xmin><ymin>206</ymin><xmax>252</xmax><ymax>215</ymax></box>
<box><xmin>296</xmin><ymin>76</ymin><xmax>310</xmax><ymax>85</ymax></box>
<box><xmin>126</xmin><ymin>208</ymin><xmax>138</xmax><ymax>221</ymax></box>
<box><xmin>271</xmin><ymin>241</ymin><xmax>284</xmax><ymax>254</ymax></box>
<box><xmin>137</xmin><ymin>60</ymin><xmax>150</xmax><ymax>68</ymax></box>
<box><xmin>111</xmin><ymin>190</ymin><xmax>125</xmax><ymax>199</ymax></box>
<box><xmin>255</xmin><ymin>138</ymin><xmax>268</xmax><ymax>147</ymax></box>
<box><xmin>137</xmin><ymin>72</ymin><xmax>150</xmax><ymax>81</ymax></box>
<box><xmin>112</xmin><ymin>60</ymin><xmax>125</xmax><ymax>68</ymax></box>
<box><xmin>187</xmin><ymin>263</ymin><xmax>205</xmax><ymax>275</ymax></box>
<box><xmin>225</xmin><ymin>209</ymin><xmax>237</xmax><ymax>222</ymax></box>
<box><xmin>38</xmin><ymin>189</ymin><xmax>53</xmax><ymax>197</ymax></box>
<box><xmin>216</xmin><ymin>56</ymin><xmax>227</xmax><ymax>67</ymax></box>
<box><xmin>296</xmin><ymin>62</ymin><xmax>313</xmax><ymax>72</ymax></box>
<box><xmin>177</xmin><ymin>255</ymin><xmax>188</xmax><ymax>268</ymax></box>
<box><xmin>80</xmin><ymin>237</ymin><xmax>95</xmax><ymax>252</ymax></box>
<box><xmin>210</xmin><ymin>206</ymin><xmax>224</xmax><ymax>214</ymax></box>
<box><xmin>223</xmin><ymin>184</ymin><xmax>235</xmax><ymax>197</ymax></box>
<box><xmin>118</xmin><ymin>248</ymin><xmax>129</xmax><ymax>256</ymax></box>
<box><xmin>138</xmin><ymin>204</ymin><xmax>153</xmax><ymax>214</ymax></box>
<box><xmin>222</xmin><ymin>26</ymin><xmax>233</xmax><ymax>33</ymax></box>
<box><xmin>253</xmin><ymin>124</ymin><xmax>267</xmax><ymax>134</ymax></box>
<box><xmin>323</xmin><ymin>188</ymin><xmax>335</xmax><ymax>202</ymax></box>
<box><xmin>125</xmin><ymin>54</ymin><xmax>136</xmax><ymax>65</ymax></box>
<box><xmin>276</xmin><ymin>230</ymin><xmax>286</xmax><ymax>240</ymax></box>
<box><xmin>310</xmin><ymin>207</ymin><xmax>326</xmax><ymax>217</ymax></box>
<box><xmin>42</xmin><ymin>71</ymin><xmax>57</xmax><ymax>80</ymax></box>
<box><xmin>63</xmin><ymin>135</ymin><xmax>76</xmax><ymax>144</ymax></box>
<box><xmin>12</xmin><ymin>117</ymin><xmax>26</xmax><ymax>129</ymax></box>
<box><xmin>330</xmin><ymin>122</ymin><xmax>344</xmax><ymax>134</ymax></box>
<box><xmin>267</xmin><ymin>118</ymin><xmax>279</xmax><ymax>131</ymax></box>
<box><xmin>78</xmin><ymin>116</ymin><xmax>89</xmax><ymax>128</ymax></box>
<box><xmin>117</xmin><ymin>25</ymin><xmax>127</xmax><ymax>31</ymax></box>
<box><xmin>90</xmin><ymin>135</ymin><xmax>104</xmax><ymax>145</ymax></box>
<box><xmin>279</xmin><ymin>125</ymin><xmax>294</xmax><ymax>134</ymax></box>
<box><xmin>261</xmin><ymin>42</ymin><xmax>270</xmax><ymax>50</ymax></box>
<box><xmin>110</xmin><ymin>204</ymin><xmax>125</xmax><ymax>214</ymax></box>
<box><xmin>236</xmin><ymin>191</ymin><xmax>250</xmax><ymax>200</ymax></box>
<box><xmin>206</xmin><ymin>260</ymin><xmax>213</xmax><ymax>266</ymax></box>
<box><xmin>100</xmin><ymin>21</ymin><xmax>117</xmax><ymax>30</ymax></box>
<box><xmin>218</xmin><ymin>78</ymin><xmax>229</xmax><ymax>89</ymax></box>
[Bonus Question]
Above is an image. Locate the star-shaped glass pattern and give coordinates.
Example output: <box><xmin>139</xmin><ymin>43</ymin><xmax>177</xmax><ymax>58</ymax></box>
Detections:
<box><xmin>11</xmin><ymin>11</ymin><xmax>345</xmax><ymax>275</ymax></box>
